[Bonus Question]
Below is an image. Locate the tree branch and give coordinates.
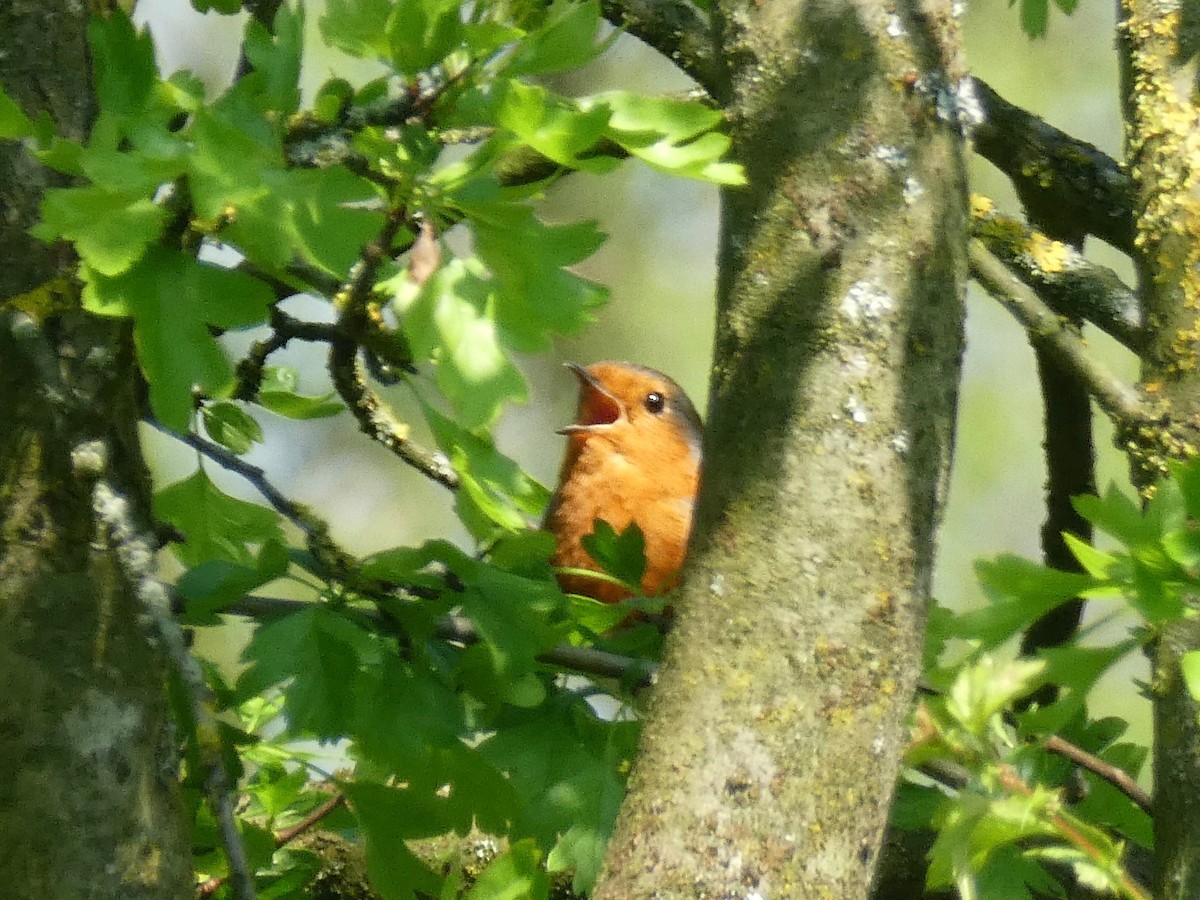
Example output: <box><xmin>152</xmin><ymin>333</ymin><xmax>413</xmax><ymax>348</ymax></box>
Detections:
<box><xmin>971</xmin><ymin>201</ymin><xmax>1143</xmax><ymax>352</ymax></box>
<box><xmin>973</xmin><ymin>79</ymin><xmax>1134</xmax><ymax>254</ymax></box>
<box><xmin>227</xmin><ymin>594</ymin><xmax>657</xmax><ymax>688</ymax></box>
<box><xmin>969</xmin><ymin>239</ymin><xmax>1149</xmax><ymax>428</ymax></box>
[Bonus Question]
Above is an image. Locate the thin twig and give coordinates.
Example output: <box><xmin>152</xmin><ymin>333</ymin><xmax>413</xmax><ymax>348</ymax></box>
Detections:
<box><xmin>969</xmin><ymin>239</ymin><xmax>1149</xmax><ymax>428</ymax></box>
<box><xmin>1043</xmin><ymin>735</ymin><xmax>1152</xmax><ymax>815</ymax></box>
<box><xmin>199</xmin><ymin>793</ymin><xmax>349</xmax><ymax>896</ymax></box>
<box><xmin>328</xmin><ymin>210</ymin><xmax>460</xmax><ymax>490</ymax></box>
<box><xmin>996</xmin><ymin>764</ymin><xmax>1150</xmax><ymax>900</ymax></box>
<box><xmin>153</xmin><ymin>424</ymin><xmax>359</xmax><ymax>580</ymax></box>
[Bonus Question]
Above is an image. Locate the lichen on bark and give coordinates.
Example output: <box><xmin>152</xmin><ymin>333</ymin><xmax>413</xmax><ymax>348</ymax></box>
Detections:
<box><xmin>592</xmin><ymin>0</ymin><xmax>969</xmax><ymax>895</ymax></box>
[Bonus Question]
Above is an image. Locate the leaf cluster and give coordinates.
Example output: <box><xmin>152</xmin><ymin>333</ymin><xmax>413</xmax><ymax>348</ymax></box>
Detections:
<box><xmin>897</xmin><ymin>459</ymin><xmax>1200</xmax><ymax>898</ymax></box>
<box><xmin>0</xmin><ymin>1</ymin><xmax>743</xmax><ymax>896</ymax></box>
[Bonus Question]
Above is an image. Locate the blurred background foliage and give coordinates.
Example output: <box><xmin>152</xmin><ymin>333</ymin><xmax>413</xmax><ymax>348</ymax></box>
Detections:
<box><xmin>135</xmin><ymin>0</ymin><xmax>1147</xmax><ymax>748</ymax></box>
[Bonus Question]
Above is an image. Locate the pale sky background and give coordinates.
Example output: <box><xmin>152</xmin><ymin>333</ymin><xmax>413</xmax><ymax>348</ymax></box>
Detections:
<box><xmin>136</xmin><ymin>0</ymin><xmax>1150</xmax><ymax>751</ymax></box>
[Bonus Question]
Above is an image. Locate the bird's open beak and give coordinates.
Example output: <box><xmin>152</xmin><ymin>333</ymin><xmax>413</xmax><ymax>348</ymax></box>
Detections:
<box><xmin>557</xmin><ymin>362</ymin><xmax>622</xmax><ymax>435</ymax></box>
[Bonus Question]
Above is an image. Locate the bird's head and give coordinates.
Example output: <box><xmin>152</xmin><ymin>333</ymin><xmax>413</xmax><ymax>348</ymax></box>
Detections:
<box><xmin>558</xmin><ymin>361</ymin><xmax>703</xmax><ymax>464</ymax></box>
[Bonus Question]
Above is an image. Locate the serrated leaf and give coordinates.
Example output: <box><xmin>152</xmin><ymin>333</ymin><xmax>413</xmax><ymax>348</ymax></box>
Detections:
<box><xmin>505</xmin><ymin>0</ymin><xmax>608</xmax><ymax>76</ymax></box>
<box><xmin>81</xmin><ymin>248</ymin><xmax>273</xmax><ymax>430</ymax></box>
<box><xmin>35</xmin><ymin>186</ymin><xmax>166</xmax><ymax>276</ymax></box>
<box><xmin>496</xmin><ymin>81</ymin><xmax>613</xmax><ymax>169</ymax></box>
<box><xmin>203</xmin><ymin>401</ymin><xmax>264</xmax><ymax>454</ymax></box>
<box><xmin>192</xmin><ymin>0</ymin><xmax>243</xmax><ymax>11</ymax></box>
<box><xmin>956</xmin><ymin>556</ymin><xmax>1094</xmax><ymax>649</ymax></box>
<box><xmin>947</xmin><ymin>655</ymin><xmax>1046</xmax><ymax>737</ymax></box>
<box><xmin>319</xmin><ymin>0</ymin><xmax>394</xmax><ymax>59</ymax></box>
<box><xmin>580</xmin><ymin>520</ymin><xmax>647</xmax><ymax>588</ymax></box>
<box><xmin>178</xmin><ymin>538</ymin><xmax>289</xmax><ymax>622</ymax></box>
<box><xmin>340</xmin><ymin>781</ymin><xmax>443</xmax><ymax>900</ymax></box>
<box><xmin>89</xmin><ymin>11</ymin><xmax>158</xmax><ymax>120</ymax></box>
<box><xmin>423</xmin><ymin>403</ymin><xmax>551</xmax><ymax>539</ymax></box>
<box><xmin>241</xmin><ymin>4</ymin><xmax>305</xmax><ymax>115</ymax></box>
<box><xmin>1018</xmin><ymin>641</ymin><xmax>1137</xmax><ymax>733</ymax></box>
<box><xmin>581</xmin><ymin>90</ymin><xmax>745</xmax><ymax>184</ymax></box>
<box><xmin>238</xmin><ymin>606</ymin><xmax>378</xmax><ymax>737</ymax></box>
<box><xmin>1073</xmin><ymin>486</ymin><xmax>1155</xmax><ymax>549</ymax></box>
<box><xmin>465</xmin><ymin>204</ymin><xmax>607</xmax><ymax>351</ymax></box>
<box><xmin>155</xmin><ymin>468</ymin><xmax>283</xmax><ymax>567</ymax></box>
<box><xmin>1019</xmin><ymin>0</ymin><xmax>1049</xmax><ymax>37</ymax></box>
<box><xmin>257</xmin><ymin>367</ymin><xmax>345</xmax><ymax>418</ymax></box>
<box><xmin>478</xmin><ymin>698</ymin><xmax>637</xmax><ymax>893</ymax></box>
<box><xmin>401</xmin><ymin>258</ymin><xmax>528</xmax><ymax>427</ymax></box>
<box><xmin>386</xmin><ymin>0</ymin><xmax>465</xmax><ymax>77</ymax></box>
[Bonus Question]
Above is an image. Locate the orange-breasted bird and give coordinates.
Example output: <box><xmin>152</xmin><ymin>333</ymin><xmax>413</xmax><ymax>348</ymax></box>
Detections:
<box><xmin>544</xmin><ymin>361</ymin><xmax>704</xmax><ymax>604</ymax></box>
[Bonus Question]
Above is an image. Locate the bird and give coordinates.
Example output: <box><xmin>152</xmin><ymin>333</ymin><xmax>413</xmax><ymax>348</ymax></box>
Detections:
<box><xmin>544</xmin><ymin>361</ymin><xmax>704</xmax><ymax>604</ymax></box>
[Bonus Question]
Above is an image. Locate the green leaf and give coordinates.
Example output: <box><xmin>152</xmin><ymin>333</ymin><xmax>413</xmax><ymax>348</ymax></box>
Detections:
<box><xmin>155</xmin><ymin>468</ymin><xmax>283</xmax><ymax>568</ymax></box>
<box><xmin>422</xmin><ymin>404</ymin><xmax>552</xmax><ymax>540</ymax></box>
<box><xmin>580</xmin><ymin>520</ymin><xmax>647</xmax><ymax>588</ymax></box>
<box><xmin>89</xmin><ymin>11</ymin><xmax>158</xmax><ymax>120</ymax></box>
<box><xmin>257</xmin><ymin>366</ymin><xmax>345</xmax><ymax>419</ymax></box>
<box><xmin>1062</xmin><ymin>533</ymin><xmax>1121</xmax><ymax>581</ymax></box>
<box><xmin>1019</xmin><ymin>641</ymin><xmax>1137</xmax><ymax>733</ymax></box>
<box><xmin>319</xmin><ymin>0</ymin><xmax>394</xmax><ymax>60</ymax></box>
<box><xmin>400</xmin><ymin>258</ymin><xmax>528</xmax><ymax>427</ymax></box>
<box><xmin>479</xmin><ymin>699</ymin><xmax>637</xmax><ymax>894</ymax></box>
<box><xmin>360</xmin><ymin>539</ymin><xmax>466</xmax><ymax>589</ymax></box>
<box><xmin>1073</xmin><ymin>485</ymin><xmax>1156</xmax><ymax>549</ymax></box>
<box><xmin>465</xmin><ymin>203</ymin><xmax>608</xmax><ymax>351</ymax></box>
<box><xmin>241</xmin><ymin>4</ymin><xmax>305</xmax><ymax>115</ymax></box>
<box><xmin>469</xmin><ymin>840</ymin><xmax>549</xmax><ymax>900</ymax></box>
<box><xmin>238</xmin><ymin>606</ymin><xmax>378</xmax><ymax>737</ymax></box>
<box><xmin>386</xmin><ymin>0</ymin><xmax>465</xmax><ymax>77</ymax></box>
<box><xmin>587</xmin><ymin>91</ymin><xmax>746</xmax><ymax>185</ymax></box>
<box><xmin>192</xmin><ymin>0</ymin><xmax>243</xmax><ymax>12</ymax></box>
<box><xmin>81</xmin><ymin>248</ymin><xmax>273</xmax><ymax>430</ymax></box>
<box><xmin>178</xmin><ymin>539</ymin><xmax>289</xmax><ymax>621</ymax></box>
<box><xmin>35</xmin><ymin>185</ymin><xmax>166</xmax><ymax>277</ymax></box>
<box><xmin>202</xmin><ymin>401</ymin><xmax>264</xmax><ymax>454</ymax></box>
<box><xmin>505</xmin><ymin>0</ymin><xmax>608</xmax><ymax>76</ymax></box>
<box><xmin>456</xmin><ymin>563</ymin><xmax>564</xmax><ymax>705</ymax></box>
<box><xmin>957</xmin><ymin>556</ymin><xmax>1095</xmax><ymax>650</ymax></box>
<box><xmin>0</xmin><ymin>85</ymin><xmax>33</xmax><ymax>139</ymax></box>
<box><xmin>1018</xmin><ymin>0</ymin><xmax>1049</xmax><ymax>37</ymax></box>
<box><xmin>496</xmin><ymin>82</ymin><xmax>614</xmax><ymax>170</ymax></box>
<box><xmin>947</xmin><ymin>655</ymin><xmax>1046</xmax><ymax>738</ymax></box>
<box><xmin>340</xmin><ymin>781</ymin><xmax>443</xmax><ymax>900</ymax></box>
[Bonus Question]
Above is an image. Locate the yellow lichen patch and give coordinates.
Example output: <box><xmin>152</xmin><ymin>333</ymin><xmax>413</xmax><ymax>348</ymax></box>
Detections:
<box><xmin>1027</xmin><ymin>233</ymin><xmax>1070</xmax><ymax>274</ymax></box>
<box><xmin>970</xmin><ymin>195</ymin><xmax>995</xmax><ymax>216</ymax></box>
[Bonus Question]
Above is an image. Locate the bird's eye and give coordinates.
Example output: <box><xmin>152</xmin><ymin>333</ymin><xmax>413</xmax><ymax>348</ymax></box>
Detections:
<box><xmin>644</xmin><ymin>392</ymin><xmax>666</xmax><ymax>414</ymax></box>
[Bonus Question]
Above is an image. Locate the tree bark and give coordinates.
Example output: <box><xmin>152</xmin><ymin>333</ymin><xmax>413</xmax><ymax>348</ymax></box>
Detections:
<box><xmin>0</xmin><ymin>4</ymin><xmax>193</xmax><ymax>898</ymax></box>
<box><xmin>1118</xmin><ymin>3</ymin><xmax>1200</xmax><ymax>897</ymax></box>
<box><xmin>593</xmin><ymin>0</ymin><xmax>968</xmax><ymax>895</ymax></box>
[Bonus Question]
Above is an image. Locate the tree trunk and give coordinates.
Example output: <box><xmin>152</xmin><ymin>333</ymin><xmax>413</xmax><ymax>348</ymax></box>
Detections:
<box><xmin>1118</xmin><ymin>3</ymin><xmax>1200</xmax><ymax>897</ymax></box>
<box><xmin>0</xmin><ymin>4</ymin><xmax>193</xmax><ymax>898</ymax></box>
<box><xmin>593</xmin><ymin>0</ymin><xmax>968</xmax><ymax>896</ymax></box>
